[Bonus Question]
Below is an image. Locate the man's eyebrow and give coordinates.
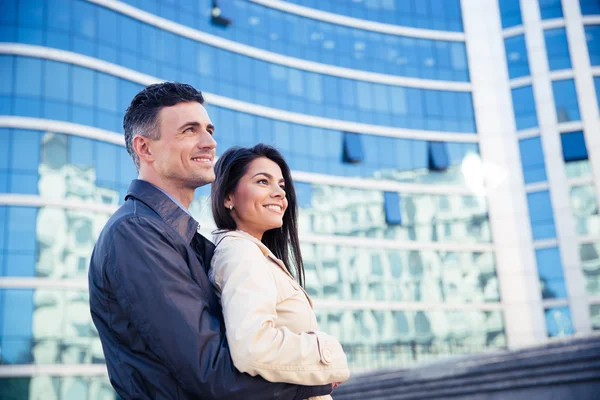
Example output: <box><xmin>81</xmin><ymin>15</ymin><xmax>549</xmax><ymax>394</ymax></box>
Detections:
<box><xmin>177</xmin><ymin>122</ymin><xmax>215</xmax><ymax>132</ymax></box>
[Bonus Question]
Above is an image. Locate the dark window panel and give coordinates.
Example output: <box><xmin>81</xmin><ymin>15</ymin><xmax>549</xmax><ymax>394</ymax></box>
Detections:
<box><xmin>343</xmin><ymin>132</ymin><xmax>364</xmax><ymax>164</ymax></box>
<box><xmin>561</xmin><ymin>131</ymin><xmax>589</xmax><ymax>162</ymax></box>
<box><xmin>428</xmin><ymin>141</ymin><xmax>449</xmax><ymax>171</ymax></box>
<box><xmin>384</xmin><ymin>192</ymin><xmax>402</xmax><ymax>225</ymax></box>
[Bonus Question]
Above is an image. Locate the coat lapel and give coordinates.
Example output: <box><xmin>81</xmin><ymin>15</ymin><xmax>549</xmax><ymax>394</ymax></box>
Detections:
<box><xmin>213</xmin><ymin>230</ymin><xmax>314</xmax><ymax>308</ymax></box>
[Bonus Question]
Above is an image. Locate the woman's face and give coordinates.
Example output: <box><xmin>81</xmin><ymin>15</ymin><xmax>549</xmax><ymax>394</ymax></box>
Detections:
<box><xmin>225</xmin><ymin>157</ymin><xmax>288</xmax><ymax>240</ymax></box>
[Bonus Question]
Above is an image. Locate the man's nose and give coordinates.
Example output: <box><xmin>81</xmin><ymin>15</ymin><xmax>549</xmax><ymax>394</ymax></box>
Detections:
<box><xmin>198</xmin><ymin>130</ymin><xmax>216</xmax><ymax>149</ymax></box>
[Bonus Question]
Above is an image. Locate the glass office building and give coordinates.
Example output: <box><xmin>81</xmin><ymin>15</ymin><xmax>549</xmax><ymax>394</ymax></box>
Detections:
<box><xmin>0</xmin><ymin>0</ymin><xmax>599</xmax><ymax>398</ymax></box>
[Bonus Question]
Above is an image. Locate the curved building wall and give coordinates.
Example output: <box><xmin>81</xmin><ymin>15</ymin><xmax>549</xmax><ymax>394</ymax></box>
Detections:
<box><xmin>0</xmin><ymin>0</ymin><xmax>598</xmax><ymax>399</ymax></box>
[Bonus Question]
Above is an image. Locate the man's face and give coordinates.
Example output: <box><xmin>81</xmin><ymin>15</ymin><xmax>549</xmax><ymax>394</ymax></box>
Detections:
<box><xmin>149</xmin><ymin>102</ymin><xmax>216</xmax><ymax>189</ymax></box>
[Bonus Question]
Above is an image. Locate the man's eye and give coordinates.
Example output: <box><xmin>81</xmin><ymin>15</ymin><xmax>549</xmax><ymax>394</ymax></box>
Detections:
<box><xmin>184</xmin><ymin>127</ymin><xmax>194</xmax><ymax>133</ymax></box>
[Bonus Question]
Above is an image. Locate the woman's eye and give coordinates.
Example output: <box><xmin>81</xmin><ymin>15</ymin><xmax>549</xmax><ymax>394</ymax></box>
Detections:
<box><xmin>257</xmin><ymin>179</ymin><xmax>268</xmax><ymax>184</ymax></box>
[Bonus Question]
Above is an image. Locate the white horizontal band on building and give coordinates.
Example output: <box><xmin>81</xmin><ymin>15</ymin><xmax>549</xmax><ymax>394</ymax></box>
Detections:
<box><xmin>0</xmin><ymin>365</ymin><xmax>108</xmax><ymax>377</ymax></box>
<box><xmin>0</xmin><ymin>44</ymin><xmax>479</xmax><ymax>142</ymax></box>
<box><xmin>248</xmin><ymin>0</ymin><xmax>466</xmax><ymax>41</ymax></box>
<box><xmin>84</xmin><ymin>0</ymin><xmax>471</xmax><ymax>91</ymax></box>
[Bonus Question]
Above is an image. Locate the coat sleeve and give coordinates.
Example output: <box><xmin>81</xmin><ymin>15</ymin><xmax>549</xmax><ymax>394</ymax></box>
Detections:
<box><xmin>106</xmin><ymin>216</ymin><xmax>332</xmax><ymax>400</ymax></box>
<box><xmin>212</xmin><ymin>237</ymin><xmax>350</xmax><ymax>385</ymax></box>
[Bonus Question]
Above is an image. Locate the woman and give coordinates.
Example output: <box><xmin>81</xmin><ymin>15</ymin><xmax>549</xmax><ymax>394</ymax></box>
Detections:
<box><xmin>209</xmin><ymin>144</ymin><xmax>349</xmax><ymax>398</ymax></box>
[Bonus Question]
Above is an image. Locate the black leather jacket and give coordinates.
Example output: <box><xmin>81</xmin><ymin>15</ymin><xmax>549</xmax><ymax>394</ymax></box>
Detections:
<box><xmin>89</xmin><ymin>179</ymin><xmax>331</xmax><ymax>399</ymax></box>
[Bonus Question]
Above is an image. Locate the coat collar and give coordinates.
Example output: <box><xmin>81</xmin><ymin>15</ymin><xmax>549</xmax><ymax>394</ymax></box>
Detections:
<box><xmin>212</xmin><ymin>229</ymin><xmax>313</xmax><ymax>308</ymax></box>
<box><xmin>125</xmin><ymin>179</ymin><xmax>199</xmax><ymax>244</ymax></box>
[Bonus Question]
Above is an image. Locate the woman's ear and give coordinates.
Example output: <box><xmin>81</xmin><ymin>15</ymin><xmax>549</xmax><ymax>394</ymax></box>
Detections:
<box><xmin>224</xmin><ymin>194</ymin><xmax>234</xmax><ymax>210</ymax></box>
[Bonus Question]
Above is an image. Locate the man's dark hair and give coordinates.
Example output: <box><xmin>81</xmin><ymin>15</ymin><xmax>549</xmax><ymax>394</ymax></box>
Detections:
<box><xmin>123</xmin><ymin>82</ymin><xmax>205</xmax><ymax>170</ymax></box>
<box><xmin>211</xmin><ymin>144</ymin><xmax>305</xmax><ymax>288</ymax></box>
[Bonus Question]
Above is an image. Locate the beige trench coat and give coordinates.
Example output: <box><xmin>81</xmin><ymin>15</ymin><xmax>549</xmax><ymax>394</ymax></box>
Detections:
<box><xmin>210</xmin><ymin>230</ymin><xmax>350</xmax><ymax>399</ymax></box>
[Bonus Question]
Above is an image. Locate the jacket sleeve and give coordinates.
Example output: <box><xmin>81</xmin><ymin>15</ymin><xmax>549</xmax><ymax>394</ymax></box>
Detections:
<box><xmin>212</xmin><ymin>237</ymin><xmax>350</xmax><ymax>385</ymax></box>
<box><xmin>106</xmin><ymin>216</ymin><xmax>332</xmax><ymax>400</ymax></box>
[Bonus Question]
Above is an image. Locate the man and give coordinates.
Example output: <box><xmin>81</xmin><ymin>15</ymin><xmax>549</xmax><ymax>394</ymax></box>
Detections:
<box><xmin>89</xmin><ymin>82</ymin><xmax>332</xmax><ymax>399</ymax></box>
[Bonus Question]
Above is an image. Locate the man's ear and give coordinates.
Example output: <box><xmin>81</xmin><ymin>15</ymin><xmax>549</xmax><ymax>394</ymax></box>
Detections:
<box><xmin>133</xmin><ymin>135</ymin><xmax>154</xmax><ymax>165</ymax></box>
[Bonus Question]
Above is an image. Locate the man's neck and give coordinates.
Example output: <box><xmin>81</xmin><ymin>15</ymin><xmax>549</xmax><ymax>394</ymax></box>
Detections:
<box><xmin>137</xmin><ymin>173</ymin><xmax>194</xmax><ymax>209</ymax></box>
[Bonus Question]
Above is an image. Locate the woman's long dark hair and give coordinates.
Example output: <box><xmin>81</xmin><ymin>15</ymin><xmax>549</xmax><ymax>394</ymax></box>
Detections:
<box><xmin>211</xmin><ymin>144</ymin><xmax>305</xmax><ymax>287</ymax></box>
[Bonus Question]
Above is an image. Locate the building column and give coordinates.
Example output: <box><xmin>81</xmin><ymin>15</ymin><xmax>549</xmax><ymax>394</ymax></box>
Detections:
<box><xmin>461</xmin><ymin>0</ymin><xmax>546</xmax><ymax>347</ymax></box>
<box><xmin>520</xmin><ymin>0</ymin><xmax>591</xmax><ymax>335</ymax></box>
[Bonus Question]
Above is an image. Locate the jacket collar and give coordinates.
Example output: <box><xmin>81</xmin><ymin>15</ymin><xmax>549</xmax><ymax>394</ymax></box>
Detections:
<box><xmin>125</xmin><ymin>179</ymin><xmax>199</xmax><ymax>244</ymax></box>
<box><xmin>212</xmin><ymin>230</ymin><xmax>314</xmax><ymax>308</ymax></box>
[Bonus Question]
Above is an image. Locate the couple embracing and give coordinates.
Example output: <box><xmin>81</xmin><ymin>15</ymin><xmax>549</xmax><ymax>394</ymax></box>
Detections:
<box><xmin>88</xmin><ymin>82</ymin><xmax>350</xmax><ymax>399</ymax></box>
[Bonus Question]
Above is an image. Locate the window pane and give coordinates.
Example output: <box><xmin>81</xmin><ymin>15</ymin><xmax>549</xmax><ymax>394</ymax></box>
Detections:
<box><xmin>544</xmin><ymin>306</ymin><xmax>574</xmax><ymax>337</ymax></box>
<box><xmin>499</xmin><ymin>0</ymin><xmax>522</xmax><ymax>28</ymax></box>
<box><xmin>527</xmin><ymin>191</ymin><xmax>556</xmax><ymax>240</ymax></box>
<box><xmin>595</xmin><ymin>77</ymin><xmax>600</xmax><ymax>112</ymax></box>
<box><xmin>15</xmin><ymin>58</ymin><xmax>42</xmax><ymax>97</ymax></box>
<box><xmin>43</xmin><ymin>60</ymin><xmax>69</xmax><ymax>101</ymax></box>
<box><xmin>591</xmin><ymin>304</ymin><xmax>600</xmax><ymax>330</ymax></box>
<box><xmin>535</xmin><ymin>247</ymin><xmax>566</xmax><ymax>299</ymax></box>
<box><xmin>384</xmin><ymin>192</ymin><xmax>402</xmax><ymax>225</ymax></box>
<box><xmin>552</xmin><ymin>79</ymin><xmax>580</xmax><ymax>122</ymax></box>
<box><xmin>570</xmin><ymin>185</ymin><xmax>600</xmax><ymax>236</ymax></box>
<box><xmin>428</xmin><ymin>141</ymin><xmax>449</xmax><ymax>171</ymax></box>
<box><xmin>585</xmin><ymin>25</ymin><xmax>600</xmax><ymax>66</ymax></box>
<box><xmin>343</xmin><ymin>132</ymin><xmax>364</xmax><ymax>163</ymax></box>
<box><xmin>561</xmin><ymin>131</ymin><xmax>588</xmax><ymax>162</ymax></box>
<box><xmin>519</xmin><ymin>137</ymin><xmax>547</xmax><ymax>184</ymax></box>
<box><xmin>512</xmin><ymin>85</ymin><xmax>538</xmax><ymax>130</ymax></box>
<box><xmin>580</xmin><ymin>0</ymin><xmax>600</xmax><ymax>15</ymax></box>
<box><xmin>504</xmin><ymin>35</ymin><xmax>530</xmax><ymax>78</ymax></box>
<box><xmin>544</xmin><ymin>28</ymin><xmax>571</xmax><ymax>71</ymax></box>
<box><xmin>539</xmin><ymin>0</ymin><xmax>563</xmax><ymax>19</ymax></box>
<box><xmin>581</xmin><ymin>242</ymin><xmax>600</xmax><ymax>295</ymax></box>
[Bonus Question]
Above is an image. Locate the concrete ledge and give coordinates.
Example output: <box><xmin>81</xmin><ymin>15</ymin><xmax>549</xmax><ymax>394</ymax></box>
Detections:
<box><xmin>335</xmin><ymin>334</ymin><xmax>600</xmax><ymax>400</ymax></box>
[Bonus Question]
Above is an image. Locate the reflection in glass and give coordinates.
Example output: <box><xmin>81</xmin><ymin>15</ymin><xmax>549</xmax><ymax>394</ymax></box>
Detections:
<box><xmin>544</xmin><ymin>306</ymin><xmax>574</xmax><ymax>337</ymax></box>
<box><xmin>569</xmin><ymin>185</ymin><xmax>600</xmax><ymax>236</ymax></box>
<box><xmin>315</xmin><ymin>308</ymin><xmax>505</xmax><ymax>368</ymax></box>
<box><xmin>580</xmin><ymin>242</ymin><xmax>600</xmax><ymax>295</ymax></box>
<box><xmin>504</xmin><ymin>35</ymin><xmax>530</xmax><ymax>79</ymax></box>
<box><xmin>535</xmin><ymin>247</ymin><xmax>567</xmax><ymax>299</ymax></box>
<box><xmin>302</xmin><ymin>244</ymin><xmax>499</xmax><ymax>303</ymax></box>
<box><xmin>0</xmin><ymin>289</ymin><xmax>105</xmax><ymax>366</ymax></box>
<box><xmin>0</xmin><ymin>376</ymin><xmax>116</xmax><ymax>400</ymax></box>
<box><xmin>552</xmin><ymin>79</ymin><xmax>580</xmax><ymax>123</ymax></box>
<box><xmin>590</xmin><ymin>304</ymin><xmax>600</xmax><ymax>330</ymax></box>
<box><xmin>297</xmin><ymin>185</ymin><xmax>491</xmax><ymax>243</ymax></box>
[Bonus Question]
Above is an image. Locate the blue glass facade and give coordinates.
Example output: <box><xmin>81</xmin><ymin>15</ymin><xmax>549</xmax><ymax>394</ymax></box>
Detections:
<box><xmin>253</xmin><ymin>0</ymin><xmax>464</xmax><ymax>31</ymax></box>
<box><xmin>0</xmin><ymin>1</ymin><xmax>476</xmax><ymax>131</ymax></box>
